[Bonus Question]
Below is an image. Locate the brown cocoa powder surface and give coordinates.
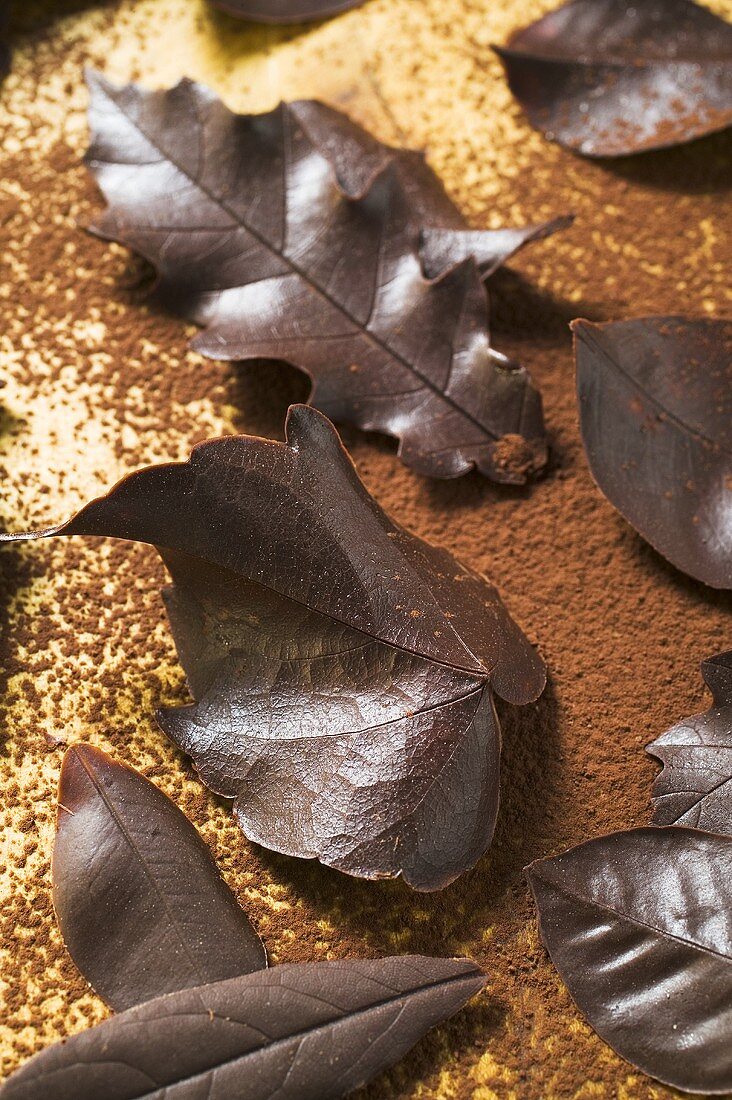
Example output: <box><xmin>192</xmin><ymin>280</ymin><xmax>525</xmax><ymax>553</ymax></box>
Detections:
<box><xmin>0</xmin><ymin>1</ymin><xmax>730</xmax><ymax>1097</ymax></box>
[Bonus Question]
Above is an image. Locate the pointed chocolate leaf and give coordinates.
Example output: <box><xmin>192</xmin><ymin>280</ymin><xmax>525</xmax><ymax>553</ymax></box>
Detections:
<box><xmin>84</xmin><ymin>71</ymin><xmax>547</xmax><ymax>482</ymax></box>
<box><xmin>0</xmin><ymin>955</ymin><xmax>485</xmax><ymax>1099</ymax></box>
<box><xmin>1</xmin><ymin>406</ymin><xmax>545</xmax><ymax>890</ymax></box>
<box><xmin>647</xmin><ymin>651</ymin><xmax>732</xmax><ymax>833</ymax></box>
<box><xmin>527</xmin><ymin>827</ymin><xmax>732</xmax><ymax>1094</ymax></box>
<box><xmin>53</xmin><ymin>743</ymin><xmax>266</xmax><ymax>1012</ymax></box>
<box><xmin>211</xmin><ymin>0</ymin><xmax>365</xmax><ymax>22</ymax></box>
<box><xmin>289</xmin><ymin>100</ymin><xmax>573</xmax><ymax>280</ymax></box>
<box><xmin>574</xmin><ymin>316</ymin><xmax>732</xmax><ymax>589</ymax></box>
<box><xmin>495</xmin><ymin>0</ymin><xmax>732</xmax><ymax>156</ymax></box>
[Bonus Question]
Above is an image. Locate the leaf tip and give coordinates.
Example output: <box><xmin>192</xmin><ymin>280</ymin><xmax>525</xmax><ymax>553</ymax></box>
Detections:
<box><xmin>462</xmin><ymin>958</ymin><xmax>488</xmax><ymax>990</ymax></box>
<box><xmin>523</xmin><ymin>850</ymin><xmax>565</xmax><ymax>902</ymax></box>
<box><xmin>523</xmin><ymin>856</ymin><xmax>542</xmax><ymax>886</ymax></box>
<box><xmin>284</xmin><ymin>403</ymin><xmax>350</xmax><ymax>461</ymax></box>
<box><xmin>62</xmin><ymin>740</ymin><xmax>105</xmax><ymax>766</ymax></box>
<box><xmin>570</xmin><ymin>318</ymin><xmax>603</xmax><ymax>357</ymax></box>
<box><xmin>56</xmin><ymin>745</ymin><xmax>89</xmax><ymax>829</ymax></box>
<box><xmin>57</xmin><ymin>742</ymin><xmax>118</xmax><ymax>821</ymax></box>
<box><xmin>84</xmin><ymin>66</ymin><xmax>115</xmax><ymax>99</ymax></box>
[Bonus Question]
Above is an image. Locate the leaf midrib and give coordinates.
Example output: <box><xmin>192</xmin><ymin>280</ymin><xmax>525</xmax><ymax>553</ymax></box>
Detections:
<box><xmin>576</xmin><ymin>323</ymin><xmax>732</xmax><ymax>461</ymax></box>
<box><xmin>73</xmin><ymin>750</ymin><xmax>212</xmax><ymax>992</ymax></box>
<box><xmin>173</xmin><ymin>682</ymin><xmax>484</xmax><ymax>748</ymax></box>
<box><xmin>535</xmin><ymin>869</ymin><xmax>732</xmax><ymax>965</ymax></box>
<box><xmin>28</xmin><ymin>967</ymin><xmax>482</xmax><ymax>1099</ymax></box>
<box><xmin>0</xmin><ymin>518</ymin><xmax>493</xmax><ymax>679</ymax></box>
<box><xmin>158</xmin><ymin>547</ymin><xmax>491</xmax><ymax>679</ymax></box>
<box><xmin>94</xmin><ymin>80</ymin><xmax>511</xmax><ymax>445</ymax></box>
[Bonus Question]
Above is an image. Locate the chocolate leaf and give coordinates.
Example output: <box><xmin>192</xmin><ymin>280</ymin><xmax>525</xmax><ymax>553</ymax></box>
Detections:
<box><xmin>289</xmin><ymin>100</ymin><xmax>573</xmax><ymax>280</ymax></box>
<box><xmin>53</xmin><ymin>743</ymin><xmax>266</xmax><ymax>1012</ymax></box>
<box><xmin>495</xmin><ymin>0</ymin><xmax>732</xmax><ymax>156</ymax></box>
<box><xmin>210</xmin><ymin>0</ymin><xmax>365</xmax><ymax>22</ymax></box>
<box><xmin>527</xmin><ymin>827</ymin><xmax>732</xmax><ymax>1094</ymax></box>
<box><xmin>85</xmin><ymin>71</ymin><xmax>547</xmax><ymax>482</ymax></box>
<box><xmin>0</xmin><ymin>955</ymin><xmax>485</xmax><ymax>1099</ymax></box>
<box><xmin>1</xmin><ymin>405</ymin><xmax>545</xmax><ymax>890</ymax></box>
<box><xmin>647</xmin><ymin>651</ymin><xmax>732</xmax><ymax>834</ymax></box>
<box><xmin>574</xmin><ymin>316</ymin><xmax>732</xmax><ymax>590</ymax></box>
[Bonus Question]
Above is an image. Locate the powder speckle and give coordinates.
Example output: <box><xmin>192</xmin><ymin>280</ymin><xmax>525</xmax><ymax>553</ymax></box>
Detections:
<box><xmin>0</xmin><ymin>1</ymin><xmax>730</xmax><ymax>1098</ymax></box>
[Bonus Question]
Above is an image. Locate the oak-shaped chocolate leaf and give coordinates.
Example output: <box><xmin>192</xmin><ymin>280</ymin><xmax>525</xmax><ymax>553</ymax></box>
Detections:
<box><xmin>527</xmin><ymin>827</ymin><xmax>732</xmax><ymax>1094</ymax></box>
<box><xmin>1</xmin><ymin>406</ymin><xmax>545</xmax><ymax>891</ymax></box>
<box><xmin>54</xmin><ymin>743</ymin><xmax>266</xmax><ymax>1012</ymax></box>
<box><xmin>647</xmin><ymin>651</ymin><xmax>732</xmax><ymax>834</ymax></box>
<box><xmin>85</xmin><ymin>71</ymin><xmax>547</xmax><ymax>482</ymax></box>
<box><xmin>0</xmin><ymin>956</ymin><xmax>485</xmax><ymax>1099</ymax></box>
<box><xmin>288</xmin><ymin>100</ymin><xmax>573</xmax><ymax>281</ymax></box>
<box><xmin>211</xmin><ymin>0</ymin><xmax>365</xmax><ymax>21</ymax></box>
<box><xmin>574</xmin><ymin>316</ymin><xmax>732</xmax><ymax>589</ymax></box>
<box><xmin>495</xmin><ymin>0</ymin><xmax>732</xmax><ymax>156</ymax></box>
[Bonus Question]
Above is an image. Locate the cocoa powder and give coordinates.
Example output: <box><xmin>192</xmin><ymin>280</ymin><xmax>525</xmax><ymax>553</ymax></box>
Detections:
<box><xmin>0</xmin><ymin>2</ymin><xmax>730</xmax><ymax>1098</ymax></box>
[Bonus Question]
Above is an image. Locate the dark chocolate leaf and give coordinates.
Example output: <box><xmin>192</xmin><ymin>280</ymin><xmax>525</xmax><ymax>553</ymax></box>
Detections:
<box><xmin>53</xmin><ymin>743</ymin><xmax>266</xmax><ymax>1012</ymax></box>
<box><xmin>647</xmin><ymin>651</ymin><xmax>732</xmax><ymax>834</ymax></box>
<box><xmin>495</xmin><ymin>0</ymin><xmax>732</xmax><ymax>156</ymax></box>
<box><xmin>84</xmin><ymin>71</ymin><xmax>547</xmax><ymax>482</ymax></box>
<box><xmin>574</xmin><ymin>316</ymin><xmax>732</xmax><ymax>590</ymax></box>
<box><xmin>210</xmin><ymin>0</ymin><xmax>365</xmax><ymax>22</ymax></box>
<box><xmin>289</xmin><ymin>100</ymin><xmax>573</xmax><ymax>280</ymax></box>
<box><xmin>527</xmin><ymin>827</ymin><xmax>732</xmax><ymax>1094</ymax></box>
<box><xmin>1</xmin><ymin>406</ymin><xmax>545</xmax><ymax>890</ymax></box>
<box><xmin>0</xmin><ymin>955</ymin><xmax>485</xmax><ymax>1099</ymax></box>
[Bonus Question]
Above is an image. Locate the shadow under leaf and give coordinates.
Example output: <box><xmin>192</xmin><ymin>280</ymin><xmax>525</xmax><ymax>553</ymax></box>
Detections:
<box><xmin>489</xmin><ymin>268</ymin><xmax>607</xmax><ymax>346</ymax></box>
<box><xmin>615</xmin><ymin>514</ymin><xmax>732</xmax><ymax>614</ymax></box>
<box><xmin>591</xmin><ymin>127</ymin><xmax>732</xmax><ymax>196</ymax></box>
<box><xmin>354</xmin><ymin>993</ymin><xmax>506</xmax><ymax>1100</ymax></box>
<box><xmin>8</xmin><ymin>0</ymin><xmax>117</xmax><ymax>36</ymax></box>
<box><xmin>229</xmin><ymin>358</ymin><xmax>311</xmax><ymax>440</ymax></box>
<box><xmin>201</xmin><ymin>4</ymin><xmax>316</xmax><ymax>65</ymax></box>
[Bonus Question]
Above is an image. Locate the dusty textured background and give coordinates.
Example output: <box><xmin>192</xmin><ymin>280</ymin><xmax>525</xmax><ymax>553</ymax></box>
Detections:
<box><xmin>0</xmin><ymin>0</ymin><xmax>730</xmax><ymax>1096</ymax></box>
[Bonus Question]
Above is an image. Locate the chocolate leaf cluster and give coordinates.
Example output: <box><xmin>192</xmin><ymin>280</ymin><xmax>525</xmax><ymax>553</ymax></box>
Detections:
<box><xmin>574</xmin><ymin>316</ymin><xmax>732</xmax><ymax>590</ymax></box>
<box><xmin>528</xmin><ymin>648</ymin><xmax>732</xmax><ymax>1094</ymax></box>
<box><xmin>1</xmin><ymin>745</ymin><xmax>485</xmax><ymax>1100</ymax></box>
<box><xmin>210</xmin><ymin>0</ymin><xmax>366</xmax><ymax>20</ymax></box>
<box><xmin>496</xmin><ymin>0</ymin><xmax>732</xmax><ymax>157</ymax></box>
<box><xmin>647</xmin><ymin>651</ymin><xmax>732</xmax><ymax>834</ymax></box>
<box><xmin>83</xmin><ymin>71</ymin><xmax>569</xmax><ymax>482</ymax></box>
<box><xmin>2</xmin><ymin>405</ymin><xmax>545</xmax><ymax>891</ymax></box>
